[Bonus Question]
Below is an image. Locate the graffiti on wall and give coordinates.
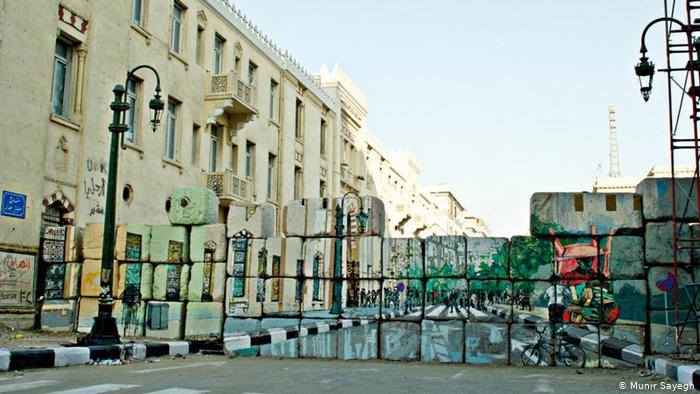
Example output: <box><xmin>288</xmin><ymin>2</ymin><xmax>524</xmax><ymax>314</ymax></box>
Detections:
<box><xmin>0</xmin><ymin>251</ymin><xmax>35</xmax><ymax>306</ymax></box>
<box><xmin>84</xmin><ymin>157</ymin><xmax>106</xmax><ymax>216</ymax></box>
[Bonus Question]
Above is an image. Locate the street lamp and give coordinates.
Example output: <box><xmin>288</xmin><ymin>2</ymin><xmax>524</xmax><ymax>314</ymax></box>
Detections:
<box><xmin>88</xmin><ymin>65</ymin><xmax>163</xmax><ymax>345</ymax></box>
<box><xmin>330</xmin><ymin>192</ymin><xmax>369</xmax><ymax>315</ymax></box>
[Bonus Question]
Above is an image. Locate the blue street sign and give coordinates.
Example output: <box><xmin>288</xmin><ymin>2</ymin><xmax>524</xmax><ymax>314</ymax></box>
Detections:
<box><xmin>1</xmin><ymin>191</ymin><xmax>27</xmax><ymax>219</ymax></box>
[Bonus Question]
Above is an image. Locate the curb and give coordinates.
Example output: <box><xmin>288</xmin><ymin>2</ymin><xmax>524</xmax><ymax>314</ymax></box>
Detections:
<box><xmin>646</xmin><ymin>357</ymin><xmax>700</xmax><ymax>390</ymax></box>
<box><xmin>0</xmin><ymin>341</ymin><xmax>192</xmax><ymax>372</ymax></box>
<box><xmin>224</xmin><ymin>319</ymin><xmax>370</xmax><ymax>354</ymax></box>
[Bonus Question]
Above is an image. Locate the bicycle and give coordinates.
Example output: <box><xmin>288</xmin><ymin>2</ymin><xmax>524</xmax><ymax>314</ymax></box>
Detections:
<box><xmin>520</xmin><ymin>323</ymin><xmax>586</xmax><ymax>368</ymax></box>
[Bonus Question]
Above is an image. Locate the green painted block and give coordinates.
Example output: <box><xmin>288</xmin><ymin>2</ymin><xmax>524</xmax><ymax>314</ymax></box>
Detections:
<box><xmin>152</xmin><ymin>264</ymin><xmax>190</xmax><ymax>301</ymax></box>
<box><xmin>509</xmin><ymin>236</ymin><xmax>553</xmax><ymax>280</ymax></box>
<box><xmin>467</xmin><ymin>237</ymin><xmax>509</xmax><ymax>279</ymax></box>
<box><xmin>185</xmin><ymin>302</ymin><xmax>224</xmax><ymax>339</ymax></box>
<box><xmin>150</xmin><ymin>225</ymin><xmax>189</xmax><ymax>263</ymax></box>
<box><xmin>188</xmin><ymin>262</ymin><xmax>227</xmax><ymax>302</ymax></box>
<box><xmin>190</xmin><ymin>224</ymin><xmax>227</xmax><ymax>262</ymax></box>
<box><xmin>168</xmin><ymin>187</ymin><xmax>219</xmax><ymax>225</ymax></box>
<box><xmin>382</xmin><ymin>238</ymin><xmax>423</xmax><ymax>279</ymax></box>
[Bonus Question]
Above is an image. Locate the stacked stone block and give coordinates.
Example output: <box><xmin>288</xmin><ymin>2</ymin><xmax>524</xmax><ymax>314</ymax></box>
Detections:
<box><xmin>40</xmin><ymin>225</ymin><xmax>81</xmax><ymax>332</ymax></box>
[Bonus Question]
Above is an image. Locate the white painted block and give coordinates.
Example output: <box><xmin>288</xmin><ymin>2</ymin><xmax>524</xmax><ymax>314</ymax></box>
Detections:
<box><xmin>51</xmin><ymin>347</ymin><xmax>90</xmax><ymax>367</ymax></box>
<box><xmin>0</xmin><ymin>349</ymin><xmax>9</xmax><ymax>371</ymax></box>
<box><xmin>677</xmin><ymin>365</ymin><xmax>700</xmax><ymax>385</ymax></box>
<box><xmin>223</xmin><ymin>335</ymin><xmax>251</xmax><ymax>354</ymax></box>
<box><xmin>166</xmin><ymin>341</ymin><xmax>189</xmax><ymax>356</ymax></box>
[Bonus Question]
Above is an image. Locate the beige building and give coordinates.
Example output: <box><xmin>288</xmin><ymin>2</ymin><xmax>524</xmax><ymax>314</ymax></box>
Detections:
<box><xmin>592</xmin><ymin>165</ymin><xmax>695</xmax><ymax>193</ymax></box>
<box><xmin>0</xmin><ymin>0</ymin><xmax>343</xmax><ymax>257</ymax></box>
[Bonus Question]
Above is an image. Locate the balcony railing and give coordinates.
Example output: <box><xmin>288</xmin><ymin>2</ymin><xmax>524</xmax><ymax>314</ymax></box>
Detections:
<box><xmin>206</xmin><ymin>72</ymin><xmax>257</xmax><ymax>115</ymax></box>
<box><xmin>203</xmin><ymin>170</ymin><xmax>250</xmax><ymax>204</ymax></box>
<box><xmin>340</xmin><ymin>166</ymin><xmax>355</xmax><ymax>186</ymax></box>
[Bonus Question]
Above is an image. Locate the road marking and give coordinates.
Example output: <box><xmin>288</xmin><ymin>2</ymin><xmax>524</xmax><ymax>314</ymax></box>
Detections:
<box><xmin>450</xmin><ymin>369</ymin><xmax>467</xmax><ymax>379</ymax></box>
<box><xmin>0</xmin><ymin>380</ymin><xmax>55</xmax><ymax>393</ymax></box>
<box><xmin>131</xmin><ymin>361</ymin><xmax>226</xmax><ymax>374</ymax></box>
<box><xmin>0</xmin><ymin>377</ymin><xmax>22</xmax><ymax>382</ymax></box>
<box><xmin>520</xmin><ymin>374</ymin><xmax>551</xmax><ymax>378</ymax></box>
<box><xmin>47</xmin><ymin>384</ymin><xmax>140</xmax><ymax>394</ymax></box>
<box><xmin>145</xmin><ymin>389</ymin><xmax>210</xmax><ymax>394</ymax></box>
<box><xmin>533</xmin><ymin>378</ymin><xmax>554</xmax><ymax>393</ymax></box>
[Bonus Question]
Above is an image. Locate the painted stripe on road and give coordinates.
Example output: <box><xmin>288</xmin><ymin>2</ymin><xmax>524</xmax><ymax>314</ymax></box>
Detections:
<box><xmin>46</xmin><ymin>384</ymin><xmax>140</xmax><ymax>394</ymax></box>
<box><xmin>0</xmin><ymin>380</ymin><xmax>56</xmax><ymax>393</ymax></box>
<box><xmin>144</xmin><ymin>389</ymin><xmax>210</xmax><ymax>394</ymax></box>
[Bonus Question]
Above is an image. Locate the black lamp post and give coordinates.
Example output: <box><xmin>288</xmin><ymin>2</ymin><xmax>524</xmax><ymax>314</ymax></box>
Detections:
<box><xmin>88</xmin><ymin>65</ymin><xmax>163</xmax><ymax>345</ymax></box>
<box><xmin>330</xmin><ymin>192</ymin><xmax>368</xmax><ymax>315</ymax></box>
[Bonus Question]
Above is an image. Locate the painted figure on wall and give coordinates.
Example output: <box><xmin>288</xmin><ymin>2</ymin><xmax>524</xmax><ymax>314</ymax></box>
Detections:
<box><xmin>549</xmin><ymin>226</ymin><xmax>620</xmax><ymax>325</ymax></box>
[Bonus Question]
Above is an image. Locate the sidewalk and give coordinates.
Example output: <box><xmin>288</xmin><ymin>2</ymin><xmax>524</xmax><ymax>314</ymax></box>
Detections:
<box><xmin>647</xmin><ymin>357</ymin><xmax>700</xmax><ymax>390</ymax></box>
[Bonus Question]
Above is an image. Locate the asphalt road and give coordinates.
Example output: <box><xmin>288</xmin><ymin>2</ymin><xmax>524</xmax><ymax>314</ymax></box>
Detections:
<box><xmin>0</xmin><ymin>354</ymin><xmax>672</xmax><ymax>394</ymax></box>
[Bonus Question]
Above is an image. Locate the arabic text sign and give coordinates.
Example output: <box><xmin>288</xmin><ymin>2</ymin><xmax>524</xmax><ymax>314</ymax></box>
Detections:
<box><xmin>0</xmin><ymin>251</ymin><xmax>35</xmax><ymax>306</ymax></box>
<box><xmin>1</xmin><ymin>191</ymin><xmax>27</xmax><ymax>219</ymax></box>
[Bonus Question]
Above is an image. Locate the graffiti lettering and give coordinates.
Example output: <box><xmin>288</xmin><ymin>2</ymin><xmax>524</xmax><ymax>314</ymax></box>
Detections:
<box><xmin>0</xmin><ymin>252</ymin><xmax>34</xmax><ymax>306</ymax></box>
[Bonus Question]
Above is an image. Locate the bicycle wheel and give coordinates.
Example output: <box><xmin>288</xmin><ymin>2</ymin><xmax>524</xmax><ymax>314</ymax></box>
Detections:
<box><xmin>521</xmin><ymin>344</ymin><xmax>541</xmax><ymax>366</ymax></box>
<box><xmin>561</xmin><ymin>344</ymin><xmax>586</xmax><ymax>368</ymax></box>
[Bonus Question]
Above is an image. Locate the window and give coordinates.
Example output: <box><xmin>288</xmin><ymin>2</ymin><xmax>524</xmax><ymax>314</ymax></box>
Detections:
<box><xmin>320</xmin><ymin>180</ymin><xmax>326</xmax><ymax>198</ymax></box>
<box><xmin>125</xmin><ymin>78</ymin><xmax>140</xmax><ymax>143</ymax></box>
<box><xmin>165</xmin><ymin>99</ymin><xmax>178</xmax><ymax>160</ymax></box>
<box><xmin>132</xmin><ymin>0</ymin><xmax>145</xmax><ymax>26</ymax></box>
<box><xmin>267</xmin><ymin>153</ymin><xmax>276</xmax><ymax>200</ymax></box>
<box><xmin>195</xmin><ymin>26</ymin><xmax>204</xmax><ymax>66</ymax></box>
<box><xmin>213</xmin><ymin>35</ymin><xmax>224</xmax><ymax>74</ymax></box>
<box><xmin>209</xmin><ymin>125</ymin><xmax>220</xmax><ymax>172</ymax></box>
<box><xmin>51</xmin><ymin>38</ymin><xmax>74</xmax><ymax>117</ymax></box>
<box><xmin>248</xmin><ymin>61</ymin><xmax>257</xmax><ymax>86</ymax></box>
<box><xmin>269</xmin><ymin>80</ymin><xmax>278</xmax><ymax>120</ymax></box>
<box><xmin>294</xmin><ymin>166</ymin><xmax>303</xmax><ymax>199</ymax></box>
<box><xmin>171</xmin><ymin>2</ymin><xmax>184</xmax><ymax>53</ymax></box>
<box><xmin>294</xmin><ymin>99</ymin><xmax>303</xmax><ymax>139</ymax></box>
<box><xmin>245</xmin><ymin>141</ymin><xmax>255</xmax><ymax>179</ymax></box>
<box><xmin>320</xmin><ymin>118</ymin><xmax>327</xmax><ymax>155</ymax></box>
<box><xmin>230</xmin><ymin>143</ymin><xmax>238</xmax><ymax>172</ymax></box>
<box><xmin>191</xmin><ymin>125</ymin><xmax>200</xmax><ymax>166</ymax></box>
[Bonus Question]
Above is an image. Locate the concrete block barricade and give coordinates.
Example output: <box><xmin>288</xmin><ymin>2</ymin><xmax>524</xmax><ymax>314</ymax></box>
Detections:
<box><xmin>116</xmin><ymin>263</ymin><xmax>154</xmax><ymax>301</ymax></box>
<box><xmin>343</xmin><ymin>236</ymin><xmax>382</xmax><ymax>279</ymax></box>
<box><xmin>80</xmin><ymin>259</ymin><xmax>119</xmax><ymax>297</ymax></box>
<box><xmin>190</xmin><ymin>224</ymin><xmax>227</xmax><ymax>262</ymax></box>
<box><xmin>636</xmin><ymin>177</ymin><xmax>699</xmax><ymax>221</ymax></box>
<box><xmin>466</xmin><ymin>237</ymin><xmax>509</xmax><ymax>279</ymax></box>
<box><xmin>282</xmin><ymin>196</ymin><xmax>385</xmax><ymax>238</ymax></box>
<box><xmin>150</xmin><ymin>225</ymin><xmax>189</xmax><ymax>264</ymax></box>
<box><xmin>167</xmin><ymin>187</ymin><xmax>218</xmax><ymax>225</ymax></box>
<box><xmin>227</xmin><ymin>203</ymin><xmax>276</xmax><ymax>238</ymax></box>
<box><xmin>115</xmin><ymin>224</ymin><xmax>151</xmax><ymax>261</ymax></box>
<box><xmin>81</xmin><ymin>223</ymin><xmax>104</xmax><ymax>260</ymax></box>
<box><xmin>44</xmin><ymin>263</ymin><xmax>81</xmax><ymax>300</ymax></box>
<box><xmin>185</xmin><ymin>302</ymin><xmax>224</xmax><ymax>339</ymax></box>
<box><xmin>77</xmin><ymin>297</ymin><xmax>98</xmax><ymax>333</ymax></box>
<box><xmin>530</xmin><ymin>192</ymin><xmax>642</xmax><ymax>236</ymax></box>
<box><xmin>420</xmin><ymin>320</ymin><xmax>464</xmax><ymax>363</ymax></box>
<box><xmin>114</xmin><ymin>300</ymin><xmax>147</xmax><ymax>337</ymax></box>
<box><xmin>146</xmin><ymin>301</ymin><xmax>186</xmax><ymax>339</ymax></box>
<box><xmin>382</xmin><ymin>238</ymin><xmax>423</xmax><ymax>279</ymax></box>
<box><xmin>40</xmin><ymin>299</ymin><xmax>77</xmax><ymax>332</ymax></box>
<box><xmin>42</xmin><ymin>225</ymin><xmax>80</xmax><ymax>263</ymax></box>
<box><xmin>225</xmin><ymin>277</ymin><xmax>262</xmax><ymax>318</ymax></box>
<box><xmin>645</xmin><ymin>221</ymin><xmax>693</xmax><ymax>264</ymax></box>
<box><xmin>188</xmin><ymin>262</ymin><xmax>226</xmax><ymax>302</ymax></box>
<box><xmin>152</xmin><ymin>264</ymin><xmax>190</xmax><ymax>301</ymax></box>
<box><xmin>425</xmin><ymin>236</ymin><xmax>467</xmax><ymax>277</ymax></box>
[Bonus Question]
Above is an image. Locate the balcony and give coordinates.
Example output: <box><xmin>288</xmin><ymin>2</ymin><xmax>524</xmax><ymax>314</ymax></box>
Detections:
<box><xmin>203</xmin><ymin>170</ymin><xmax>250</xmax><ymax>205</ymax></box>
<box><xmin>205</xmin><ymin>73</ymin><xmax>258</xmax><ymax>133</ymax></box>
<box><xmin>340</xmin><ymin>165</ymin><xmax>355</xmax><ymax>186</ymax></box>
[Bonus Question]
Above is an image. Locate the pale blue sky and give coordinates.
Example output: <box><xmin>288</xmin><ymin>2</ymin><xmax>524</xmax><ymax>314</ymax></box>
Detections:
<box><xmin>233</xmin><ymin>0</ymin><xmax>680</xmax><ymax>236</ymax></box>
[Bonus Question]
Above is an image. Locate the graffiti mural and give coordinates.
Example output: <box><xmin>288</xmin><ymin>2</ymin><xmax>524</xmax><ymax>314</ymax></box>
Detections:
<box><xmin>0</xmin><ymin>251</ymin><xmax>35</xmax><ymax>306</ymax></box>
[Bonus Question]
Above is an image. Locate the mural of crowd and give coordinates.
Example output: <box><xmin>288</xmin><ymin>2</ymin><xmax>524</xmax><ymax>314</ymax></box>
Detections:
<box><xmin>30</xmin><ymin>178</ymin><xmax>700</xmax><ymax>365</ymax></box>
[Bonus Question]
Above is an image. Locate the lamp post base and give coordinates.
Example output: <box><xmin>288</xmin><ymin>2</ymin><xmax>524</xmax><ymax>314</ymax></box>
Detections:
<box><xmin>87</xmin><ymin>316</ymin><xmax>120</xmax><ymax>346</ymax></box>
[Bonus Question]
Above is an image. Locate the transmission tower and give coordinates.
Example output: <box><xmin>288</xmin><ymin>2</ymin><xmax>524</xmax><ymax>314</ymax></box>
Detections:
<box><xmin>608</xmin><ymin>106</ymin><xmax>621</xmax><ymax>177</ymax></box>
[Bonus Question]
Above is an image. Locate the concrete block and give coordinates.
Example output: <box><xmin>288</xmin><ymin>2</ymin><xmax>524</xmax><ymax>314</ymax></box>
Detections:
<box><xmin>114</xmin><ymin>300</ymin><xmax>146</xmax><ymax>337</ymax></box>
<box><xmin>81</xmin><ymin>223</ymin><xmax>104</xmax><ymax>260</ymax></box>
<box><xmin>599</xmin><ymin>236</ymin><xmax>644</xmax><ymax>279</ymax></box>
<box><xmin>223</xmin><ymin>317</ymin><xmax>260</xmax><ymax>356</ymax></box>
<box><xmin>146</xmin><ymin>301</ymin><xmax>185</xmax><ymax>339</ymax></box>
<box><xmin>40</xmin><ymin>299</ymin><xmax>76</xmax><ymax>332</ymax></box>
<box><xmin>382</xmin><ymin>238</ymin><xmax>423</xmax><ymax>278</ymax></box>
<box><xmin>282</xmin><ymin>196</ymin><xmax>385</xmax><ymax>237</ymax></box>
<box><xmin>77</xmin><ymin>297</ymin><xmax>98</xmax><ymax>333</ymax></box>
<box><xmin>465</xmin><ymin>322</ymin><xmax>508</xmax><ymax>365</ymax></box>
<box><xmin>509</xmin><ymin>236</ymin><xmax>553</xmax><ymax>280</ymax></box>
<box><xmin>227</xmin><ymin>203</ymin><xmax>276</xmax><ymax>238</ymax></box>
<box><xmin>259</xmin><ymin>318</ymin><xmax>299</xmax><ymax>358</ymax></box>
<box><xmin>301</xmin><ymin>279</ymin><xmax>332</xmax><ymax>318</ymax></box>
<box><xmin>467</xmin><ymin>237</ymin><xmax>509</xmax><ymax>279</ymax></box>
<box><xmin>599</xmin><ymin>324</ymin><xmax>645</xmax><ymax>367</ymax></box>
<box><xmin>650</xmin><ymin>310</ymin><xmax>697</xmax><ymax>354</ymax></box>
<box><xmin>302</xmin><ymin>238</ymin><xmax>336</xmax><ymax>279</ymax></box>
<box><xmin>152</xmin><ymin>264</ymin><xmax>190</xmax><ymax>302</ymax></box>
<box><xmin>262</xmin><ymin>278</ymin><xmax>301</xmax><ymax>317</ymax></box>
<box><xmin>168</xmin><ymin>187</ymin><xmax>218</xmax><ymax>225</ymax></box>
<box><xmin>185</xmin><ymin>302</ymin><xmax>224</xmax><ymax>339</ymax></box>
<box><xmin>337</xmin><ymin>321</ymin><xmax>378</xmax><ymax>360</ymax></box>
<box><xmin>341</xmin><ymin>279</ymin><xmax>381</xmax><ymax>320</ymax></box>
<box><xmin>425</xmin><ymin>236</ymin><xmax>467</xmax><ymax>277</ymax></box>
<box><xmin>344</xmin><ymin>236</ymin><xmax>382</xmax><ymax>279</ymax></box>
<box><xmin>150</xmin><ymin>225</ymin><xmax>189</xmax><ymax>264</ymax></box>
<box><xmin>636</xmin><ymin>177</ymin><xmax>698</xmax><ymax>221</ymax></box>
<box><xmin>80</xmin><ymin>259</ymin><xmax>118</xmax><ymax>298</ymax></box>
<box><xmin>380</xmin><ymin>321</ymin><xmax>420</xmax><ymax>361</ymax></box>
<box><xmin>227</xmin><ymin>238</ymin><xmax>252</xmax><ymax>277</ymax></box>
<box><xmin>190</xmin><ymin>224</ymin><xmax>227</xmax><ymax>262</ymax></box>
<box><xmin>421</xmin><ymin>320</ymin><xmax>464</xmax><ymax>363</ymax></box>
<box><xmin>512</xmin><ymin>281</ymin><xmax>550</xmax><ymax>321</ymax></box>
<box><xmin>42</xmin><ymin>225</ymin><xmax>79</xmax><ymax>262</ymax></box>
<box><xmin>511</xmin><ymin>323</ymin><xmax>552</xmax><ymax>366</ymax></box>
<box><xmin>468</xmin><ymin>280</ymin><xmax>511</xmax><ymax>322</ymax></box>
<box><xmin>248</xmin><ymin>238</ymin><xmax>304</xmax><ymax>277</ymax></box>
<box><xmin>609</xmin><ymin>280</ymin><xmax>646</xmax><ymax>325</ymax></box>
<box><xmin>425</xmin><ymin>278</ymin><xmax>468</xmax><ymax>319</ymax></box>
<box><xmin>116</xmin><ymin>263</ymin><xmax>154</xmax><ymax>301</ymax></box>
<box><xmin>51</xmin><ymin>346</ymin><xmax>90</xmax><ymax>367</ymax></box>
<box><xmin>300</xmin><ymin>319</ymin><xmax>337</xmax><ymax>359</ymax></box>
<box><xmin>115</xmin><ymin>224</ymin><xmax>151</xmax><ymax>262</ymax></box>
<box><xmin>44</xmin><ymin>263</ymin><xmax>66</xmax><ymax>300</ymax></box>
<box><xmin>645</xmin><ymin>221</ymin><xmax>693</xmax><ymax>264</ymax></box>
<box><xmin>188</xmin><ymin>262</ymin><xmax>226</xmax><ymax>302</ymax></box>
<box><xmin>648</xmin><ymin>266</ymin><xmax>693</xmax><ymax>310</ymax></box>
<box><xmin>530</xmin><ymin>192</ymin><xmax>642</xmax><ymax>236</ymax></box>
<box><xmin>225</xmin><ymin>277</ymin><xmax>262</xmax><ymax>317</ymax></box>
<box><xmin>381</xmin><ymin>279</ymin><xmax>423</xmax><ymax>320</ymax></box>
